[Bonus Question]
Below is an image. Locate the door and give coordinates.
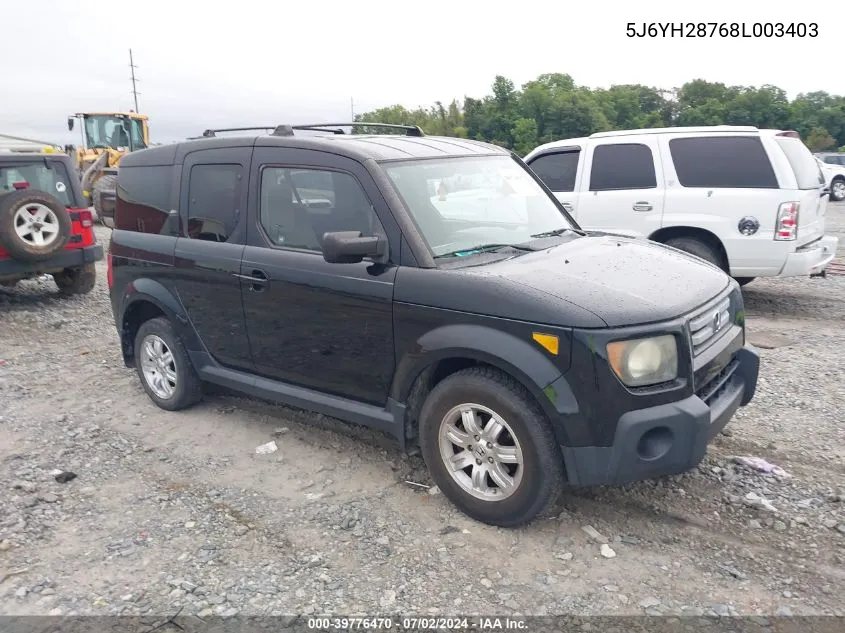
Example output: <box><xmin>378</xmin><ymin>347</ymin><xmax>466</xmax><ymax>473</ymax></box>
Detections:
<box><xmin>240</xmin><ymin>147</ymin><xmax>397</xmax><ymax>405</ymax></box>
<box><xmin>171</xmin><ymin>147</ymin><xmax>252</xmax><ymax>370</ymax></box>
<box><xmin>525</xmin><ymin>147</ymin><xmax>583</xmax><ymax>219</ymax></box>
<box><xmin>575</xmin><ymin>139</ymin><xmax>665</xmax><ymax>237</ymax></box>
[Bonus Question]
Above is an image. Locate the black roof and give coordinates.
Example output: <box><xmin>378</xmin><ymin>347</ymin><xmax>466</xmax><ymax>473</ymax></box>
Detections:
<box><xmin>120</xmin><ymin>134</ymin><xmax>509</xmax><ymax>168</ymax></box>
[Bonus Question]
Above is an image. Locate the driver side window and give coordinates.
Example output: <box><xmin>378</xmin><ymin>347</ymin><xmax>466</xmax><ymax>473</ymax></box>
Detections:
<box><xmin>258</xmin><ymin>167</ymin><xmax>385</xmax><ymax>252</ymax></box>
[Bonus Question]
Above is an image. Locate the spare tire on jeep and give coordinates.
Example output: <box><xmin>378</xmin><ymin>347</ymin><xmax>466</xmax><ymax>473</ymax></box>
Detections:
<box><xmin>0</xmin><ymin>189</ymin><xmax>72</xmax><ymax>262</ymax></box>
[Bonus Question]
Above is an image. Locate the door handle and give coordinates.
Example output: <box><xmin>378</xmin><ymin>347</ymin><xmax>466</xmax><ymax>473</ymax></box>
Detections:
<box><xmin>561</xmin><ymin>202</ymin><xmax>574</xmax><ymax>213</ymax></box>
<box><xmin>233</xmin><ymin>269</ymin><xmax>270</xmax><ymax>292</ymax></box>
<box><xmin>632</xmin><ymin>202</ymin><xmax>653</xmax><ymax>212</ymax></box>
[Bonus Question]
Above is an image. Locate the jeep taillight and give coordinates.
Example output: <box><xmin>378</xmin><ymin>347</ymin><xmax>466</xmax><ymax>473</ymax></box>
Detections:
<box><xmin>77</xmin><ymin>210</ymin><xmax>94</xmax><ymax>228</ymax></box>
<box><xmin>12</xmin><ymin>181</ymin><xmax>30</xmax><ymax>190</ymax></box>
<box><xmin>107</xmin><ymin>253</ymin><xmax>113</xmax><ymax>289</ymax></box>
<box><xmin>775</xmin><ymin>202</ymin><xmax>799</xmax><ymax>241</ymax></box>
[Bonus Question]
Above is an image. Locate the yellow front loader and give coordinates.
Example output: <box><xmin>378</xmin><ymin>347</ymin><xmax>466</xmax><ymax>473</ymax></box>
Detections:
<box><xmin>66</xmin><ymin>111</ymin><xmax>149</xmax><ymax>226</ymax></box>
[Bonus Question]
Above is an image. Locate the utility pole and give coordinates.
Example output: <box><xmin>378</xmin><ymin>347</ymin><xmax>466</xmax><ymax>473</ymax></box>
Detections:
<box><xmin>129</xmin><ymin>49</ymin><xmax>140</xmax><ymax>112</ymax></box>
<box><xmin>350</xmin><ymin>97</ymin><xmax>355</xmax><ymax>121</ymax></box>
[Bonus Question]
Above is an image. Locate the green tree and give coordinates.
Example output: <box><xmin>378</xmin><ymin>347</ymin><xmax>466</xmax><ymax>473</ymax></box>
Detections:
<box><xmin>805</xmin><ymin>127</ymin><xmax>837</xmax><ymax>152</ymax></box>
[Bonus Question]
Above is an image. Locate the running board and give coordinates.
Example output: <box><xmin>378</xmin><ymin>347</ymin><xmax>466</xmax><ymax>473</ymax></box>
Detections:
<box><xmin>190</xmin><ymin>352</ymin><xmax>408</xmax><ymax>449</ymax></box>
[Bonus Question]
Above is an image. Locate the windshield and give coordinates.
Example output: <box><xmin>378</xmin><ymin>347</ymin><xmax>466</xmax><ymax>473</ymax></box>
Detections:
<box><xmin>83</xmin><ymin>115</ymin><xmax>146</xmax><ymax>151</ymax></box>
<box><xmin>0</xmin><ymin>161</ymin><xmax>74</xmax><ymax>206</ymax></box>
<box><xmin>384</xmin><ymin>155</ymin><xmax>576</xmax><ymax>258</ymax></box>
<box><xmin>776</xmin><ymin>137</ymin><xmax>825</xmax><ymax>190</ymax></box>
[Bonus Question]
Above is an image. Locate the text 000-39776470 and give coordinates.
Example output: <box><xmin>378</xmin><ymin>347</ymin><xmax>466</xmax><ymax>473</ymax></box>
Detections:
<box><xmin>626</xmin><ymin>22</ymin><xmax>819</xmax><ymax>38</ymax></box>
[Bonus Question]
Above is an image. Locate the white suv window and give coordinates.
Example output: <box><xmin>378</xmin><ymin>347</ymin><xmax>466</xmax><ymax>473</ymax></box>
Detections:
<box><xmin>668</xmin><ymin>137</ymin><xmax>778</xmax><ymax>189</ymax></box>
<box><xmin>776</xmin><ymin>138</ymin><xmax>825</xmax><ymax>190</ymax></box>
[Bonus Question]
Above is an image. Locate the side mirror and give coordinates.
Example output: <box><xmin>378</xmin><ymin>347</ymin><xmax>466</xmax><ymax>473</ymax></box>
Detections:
<box><xmin>321</xmin><ymin>231</ymin><xmax>387</xmax><ymax>264</ymax></box>
<box><xmin>67</xmin><ymin>117</ymin><xmax>75</xmax><ymax>132</ymax></box>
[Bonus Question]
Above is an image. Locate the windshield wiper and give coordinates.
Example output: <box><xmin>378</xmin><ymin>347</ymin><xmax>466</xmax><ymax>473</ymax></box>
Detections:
<box><xmin>434</xmin><ymin>243</ymin><xmax>534</xmax><ymax>259</ymax></box>
<box><xmin>529</xmin><ymin>227</ymin><xmax>582</xmax><ymax>238</ymax></box>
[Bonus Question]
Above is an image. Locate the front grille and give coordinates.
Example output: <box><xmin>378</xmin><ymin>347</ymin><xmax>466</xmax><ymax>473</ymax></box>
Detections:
<box><xmin>696</xmin><ymin>358</ymin><xmax>739</xmax><ymax>405</ymax></box>
<box><xmin>688</xmin><ymin>290</ymin><xmax>732</xmax><ymax>356</ymax></box>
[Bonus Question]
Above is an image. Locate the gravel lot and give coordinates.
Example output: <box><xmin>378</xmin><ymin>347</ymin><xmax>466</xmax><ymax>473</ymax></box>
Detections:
<box><xmin>1</xmin><ymin>204</ymin><xmax>844</xmax><ymax>620</ymax></box>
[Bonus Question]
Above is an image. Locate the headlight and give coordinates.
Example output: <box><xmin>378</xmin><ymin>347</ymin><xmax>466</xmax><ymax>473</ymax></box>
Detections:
<box><xmin>607</xmin><ymin>335</ymin><xmax>678</xmax><ymax>387</ymax></box>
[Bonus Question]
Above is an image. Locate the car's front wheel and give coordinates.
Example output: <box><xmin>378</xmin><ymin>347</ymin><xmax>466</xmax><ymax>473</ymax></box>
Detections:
<box><xmin>419</xmin><ymin>367</ymin><xmax>565</xmax><ymax>527</ymax></box>
<box><xmin>134</xmin><ymin>317</ymin><xmax>203</xmax><ymax>411</ymax></box>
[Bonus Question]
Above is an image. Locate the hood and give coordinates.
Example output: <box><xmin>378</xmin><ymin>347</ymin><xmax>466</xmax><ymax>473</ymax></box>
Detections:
<box><xmin>477</xmin><ymin>234</ymin><xmax>731</xmax><ymax>327</ymax></box>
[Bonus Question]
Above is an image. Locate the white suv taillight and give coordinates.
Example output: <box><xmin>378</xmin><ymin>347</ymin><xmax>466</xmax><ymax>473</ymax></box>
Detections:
<box><xmin>774</xmin><ymin>202</ymin><xmax>799</xmax><ymax>241</ymax></box>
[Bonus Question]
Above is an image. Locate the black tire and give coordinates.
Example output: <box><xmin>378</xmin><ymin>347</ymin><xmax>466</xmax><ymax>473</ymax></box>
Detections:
<box><xmin>418</xmin><ymin>366</ymin><xmax>565</xmax><ymax>527</ymax></box>
<box><xmin>53</xmin><ymin>263</ymin><xmax>97</xmax><ymax>295</ymax></box>
<box><xmin>0</xmin><ymin>190</ymin><xmax>72</xmax><ymax>262</ymax></box>
<box><xmin>830</xmin><ymin>177</ymin><xmax>845</xmax><ymax>203</ymax></box>
<box><xmin>92</xmin><ymin>174</ymin><xmax>117</xmax><ymax>227</ymax></box>
<box><xmin>734</xmin><ymin>277</ymin><xmax>755</xmax><ymax>287</ymax></box>
<box><xmin>664</xmin><ymin>236</ymin><xmax>726</xmax><ymax>272</ymax></box>
<box><xmin>133</xmin><ymin>316</ymin><xmax>203</xmax><ymax>411</ymax></box>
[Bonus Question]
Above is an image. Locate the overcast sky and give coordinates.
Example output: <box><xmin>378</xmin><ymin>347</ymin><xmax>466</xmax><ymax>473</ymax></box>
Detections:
<box><xmin>2</xmin><ymin>0</ymin><xmax>838</xmax><ymax>144</ymax></box>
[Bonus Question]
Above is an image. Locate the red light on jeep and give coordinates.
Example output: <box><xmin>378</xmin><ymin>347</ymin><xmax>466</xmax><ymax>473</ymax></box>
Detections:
<box><xmin>77</xmin><ymin>210</ymin><xmax>94</xmax><ymax>228</ymax></box>
<box><xmin>12</xmin><ymin>181</ymin><xmax>30</xmax><ymax>190</ymax></box>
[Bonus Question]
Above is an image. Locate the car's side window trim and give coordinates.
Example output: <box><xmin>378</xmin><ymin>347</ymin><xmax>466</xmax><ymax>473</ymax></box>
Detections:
<box><xmin>253</xmin><ymin>163</ymin><xmax>388</xmax><ymax>258</ymax></box>
<box><xmin>526</xmin><ymin>148</ymin><xmax>582</xmax><ymax>193</ymax></box>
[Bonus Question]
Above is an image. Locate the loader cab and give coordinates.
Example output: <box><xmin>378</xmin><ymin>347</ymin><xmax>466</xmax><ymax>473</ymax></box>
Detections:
<box><xmin>67</xmin><ymin>113</ymin><xmax>149</xmax><ymax>153</ymax></box>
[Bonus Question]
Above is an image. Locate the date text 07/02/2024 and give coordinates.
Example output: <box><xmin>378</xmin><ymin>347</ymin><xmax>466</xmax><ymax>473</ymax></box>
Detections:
<box><xmin>626</xmin><ymin>22</ymin><xmax>818</xmax><ymax>38</ymax></box>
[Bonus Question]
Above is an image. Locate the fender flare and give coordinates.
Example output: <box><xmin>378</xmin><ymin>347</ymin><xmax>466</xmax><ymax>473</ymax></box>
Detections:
<box><xmin>120</xmin><ymin>278</ymin><xmax>201</xmax><ymax>353</ymax></box>
<box><xmin>391</xmin><ymin>324</ymin><xmax>580</xmax><ymax>431</ymax></box>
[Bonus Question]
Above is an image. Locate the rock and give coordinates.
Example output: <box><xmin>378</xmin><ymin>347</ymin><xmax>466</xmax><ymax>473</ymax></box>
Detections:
<box><xmin>836</xmin><ymin>524</ymin><xmax>845</xmax><ymax>535</ymax></box>
<box><xmin>15</xmin><ymin>587</ymin><xmax>28</xmax><ymax>598</ymax></box>
<box><xmin>600</xmin><ymin>544</ymin><xmax>616</xmax><ymax>558</ymax></box>
<box><xmin>380</xmin><ymin>590</ymin><xmax>396</xmax><ymax>607</ymax></box>
<box><xmin>775</xmin><ymin>606</ymin><xmax>793</xmax><ymax>616</ymax></box>
<box><xmin>54</xmin><ymin>471</ymin><xmax>77</xmax><ymax>484</ymax></box>
<box><xmin>555</xmin><ymin>552</ymin><xmax>574</xmax><ymax>561</ymax></box>
<box><xmin>273</xmin><ymin>427</ymin><xmax>290</xmax><ymax>437</ymax></box>
<box><xmin>0</xmin><ymin>539</ymin><xmax>11</xmax><ymax>551</ymax></box>
<box><xmin>748</xmin><ymin>519</ymin><xmax>762</xmax><ymax>529</ymax></box>
<box><xmin>12</xmin><ymin>481</ymin><xmax>37</xmax><ymax>493</ymax></box>
<box><xmin>427</xmin><ymin>486</ymin><xmax>440</xmax><ymax>496</ymax></box>
<box><xmin>783</xmin><ymin>590</ymin><xmax>793</xmax><ymax>598</ymax></box>
<box><xmin>206</xmin><ymin>595</ymin><xmax>226</xmax><ymax>605</ymax></box>
<box><xmin>480</xmin><ymin>578</ymin><xmax>493</xmax><ymax>589</ymax></box>
<box><xmin>184</xmin><ymin>521</ymin><xmax>196</xmax><ymax>529</ymax></box>
<box><xmin>718</xmin><ymin>564</ymin><xmax>747</xmax><ymax>580</ymax></box>
<box><xmin>773</xmin><ymin>521</ymin><xmax>787</xmax><ymax>532</ymax></box>
<box><xmin>582</xmin><ymin>525</ymin><xmax>609</xmax><ymax>544</ymax></box>
<box><xmin>41</xmin><ymin>588</ymin><xmax>56</xmax><ymax>596</ymax></box>
<box><xmin>234</xmin><ymin>525</ymin><xmax>249</xmax><ymax>536</ymax></box>
<box><xmin>37</xmin><ymin>492</ymin><xmax>58</xmax><ymax>504</ymax></box>
<box><xmin>639</xmin><ymin>597</ymin><xmax>661</xmax><ymax>609</ymax></box>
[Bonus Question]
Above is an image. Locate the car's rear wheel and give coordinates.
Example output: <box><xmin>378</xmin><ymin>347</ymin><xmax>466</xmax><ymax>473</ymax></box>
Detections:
<box><xmin>831</xmin><ymin>177</ymin><xmax>845</xmax><ymax>203</ymax></box>
<box><xmin>134</xmin><ymin>317</ymin><xmax>203</xmax><ymax>411</ymax></box>
<box><xmin>664</xmin><ymin>236</ymin><xmax>726</xmax><ymax>272</ymax></box>
<box><xmin>54</xmin><ymin>263</ymin><xmax>96</xmax><ymax>295</ymax></box>
<box><xmin>418</xmin><ymin>366</ymin><xmax>565</xmax><ymax>527</ymax></box>
<box><xmin>0</xmin><ymin>190</ymin><xmax>72</xmax><ymax>262</ymax></box>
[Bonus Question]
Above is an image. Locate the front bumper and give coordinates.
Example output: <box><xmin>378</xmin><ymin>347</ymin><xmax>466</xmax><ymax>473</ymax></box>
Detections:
<box><xmin>561</xmin><ymin>345</ymin><xmax>760</xmax><ymax>486</ymax></box>
<box><xmin>778</xmin><ymin>235</ymin><xmax>839</xmax><ymax>277</ymax></box>
<box><xmin>0</xmin><ymin>244</ymin><xmax>104</xmax><ymax>279</ymax></box>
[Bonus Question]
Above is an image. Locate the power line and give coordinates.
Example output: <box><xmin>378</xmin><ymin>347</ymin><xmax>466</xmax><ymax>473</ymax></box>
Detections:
<box><xmin>129</xmin><ymin>49</ymin><xmax>141</xmax><ymax>112</ymax></box>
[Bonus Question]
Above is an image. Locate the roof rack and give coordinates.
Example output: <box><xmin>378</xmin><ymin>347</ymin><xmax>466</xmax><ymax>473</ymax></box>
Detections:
<box><xmin>199</xmin><ymin>122</ymin><xmax>425</xmax><ymax>138</ymax></box>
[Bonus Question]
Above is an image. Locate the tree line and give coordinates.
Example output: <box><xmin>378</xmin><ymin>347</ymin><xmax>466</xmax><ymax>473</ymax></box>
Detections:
<box><xmin>354</xmin><ymin>73</ymin><xmax>845</xmax><ymax>155</ymax></box>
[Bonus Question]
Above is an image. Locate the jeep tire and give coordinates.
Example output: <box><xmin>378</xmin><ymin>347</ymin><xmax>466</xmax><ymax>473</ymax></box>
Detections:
<box><xmin>0</xmin><ymin>190</ymin><xmax>72</xmax><ymax>262</ymax></box>
<box><xmin>134</xmin><ymin>317</ymin><xmax>203</xmax><ymax>411</ymax></box>
<box><xmin>54</xmin><ymin>263</ymin><xmax>97</xmax><ymax>295</ymax></box>
<box><xmin>418</xmin><ymin>367</ymin><xmax>565</xmax><ymax>527</ymax></box>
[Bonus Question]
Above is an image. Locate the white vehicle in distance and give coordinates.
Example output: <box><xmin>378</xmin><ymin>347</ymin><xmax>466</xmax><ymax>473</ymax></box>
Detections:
<box><xmin>815</xmin><ymin>156</ymin><xmax>845</xmax><ymax>202</ymax></box>
<box><xmin>524</xmin><ymin>126</ymin><xmax>839</xmax><ymax>285</ymax></box>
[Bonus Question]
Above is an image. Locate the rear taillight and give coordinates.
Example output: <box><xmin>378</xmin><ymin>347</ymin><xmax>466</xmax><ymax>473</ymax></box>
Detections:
<box><xmin>77</xmin><ymin>210</ymin><xmax>94</xmax><ymax>228</ymax></box>
<box><xmin>12</xmin><ymin>181</ymin><xmax>30</xmax><ymax>190</ymax></box>
<box><xmin>775</xmin><ymin>202</ymin><xmax>799</xmax><ymax>241</ymax></box>
<box><xmin>107</xmin><ymin>253</ymin><xmax>113</xmax><ymax>289</ymax></box>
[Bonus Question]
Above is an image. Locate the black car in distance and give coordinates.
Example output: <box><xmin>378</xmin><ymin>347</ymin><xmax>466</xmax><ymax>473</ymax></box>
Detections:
<box><xmin>108</xmin><ymin>122</ymin><xmax>759</xmax><ymax>527</ymax></box>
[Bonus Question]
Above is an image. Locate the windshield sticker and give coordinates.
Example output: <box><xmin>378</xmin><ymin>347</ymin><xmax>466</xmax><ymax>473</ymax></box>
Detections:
<box><xmin>55</xmin><ymin>181</ymin><xmax>67</xmax><ymax>193</ymax></box>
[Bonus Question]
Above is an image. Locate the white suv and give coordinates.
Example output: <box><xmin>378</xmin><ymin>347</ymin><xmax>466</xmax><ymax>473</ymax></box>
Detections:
<box><xmin>524</xmin><ymin>126</ymin><xmax>839</xmax><ymax>284</ymax></box>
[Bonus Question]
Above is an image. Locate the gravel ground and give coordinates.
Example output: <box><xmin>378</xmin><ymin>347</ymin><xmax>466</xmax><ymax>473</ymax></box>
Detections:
<box><xmin>1</xmin><ymin>204</ymin><xmax>844</xmax><ymax>619</ymax></box>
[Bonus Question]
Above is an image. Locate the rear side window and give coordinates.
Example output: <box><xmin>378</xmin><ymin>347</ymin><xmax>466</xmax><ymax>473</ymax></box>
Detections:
<box><xmin>589</xmin><ymin>143</ymin><xmax>657</xmax><ymax>191</ymax></box>
<box><xmin>115</xmin><ymin>165</ymin><xmax>175</xmax><ymax>234</ymax></box>
<box><xmin>186</xmin><ymin>164</ymin><xmax>243</xmax><ymax>242</ymax></box>
<box><xmin>669</xmin><ymin>137</ymin><xmax>778</xmax><ymax>189</ymax></box>
<box><xmin>528</xmin><ymin>151</ymin><xmax>580</xmax><ymax>192</ymax></box>
<box><xmin>775</xmin><ymin>137</ymin><xmax>825</xmax><ymax>190</ymax></box>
